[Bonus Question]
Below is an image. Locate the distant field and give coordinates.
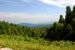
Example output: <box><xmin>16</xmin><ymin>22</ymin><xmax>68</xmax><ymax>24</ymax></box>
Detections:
<box><xmin>0</xmin><ymin>35</ymin><xmax>75</xmax><ymax>50</ymax></box>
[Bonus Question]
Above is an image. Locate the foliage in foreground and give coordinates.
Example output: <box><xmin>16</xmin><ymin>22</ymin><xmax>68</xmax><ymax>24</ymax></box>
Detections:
<box><xmin>0</xmin><ymin>35</ymin><xmax>75</xmax><ymax>50</ymax></box>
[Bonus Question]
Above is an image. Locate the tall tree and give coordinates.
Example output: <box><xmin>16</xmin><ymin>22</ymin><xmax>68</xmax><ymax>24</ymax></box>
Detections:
<box><xmin>71</xmin><ymin>6</ymin><xmax>75</xmax><ymax>22</ymax></box>
<box><xmin>65</xmin><ymin>6</ymin><xmax>71</xmax><ymax>24</ymax></box>
<box><xmin>59</xmin><ymin>15</ymin><xmax>64</xmax><ymax>23</ymax></box>
<box><xmin>70</xmin><ymin>6</ymin><xmax>75</xmax><ymax>30</ymax></box>
<box><xmin>73</xmin><ymin>5</ymin><xmax>75</xmax><ymax>13</ymax></box>
<box><xmin>53</xmin><ymin>22</ymin><xmax>57</xmax><ymax>31</ymax></box>
<box><xmin>64</xmin><ymin>24</ymin><xmax>73</xmax><ymax>40</ymax></box>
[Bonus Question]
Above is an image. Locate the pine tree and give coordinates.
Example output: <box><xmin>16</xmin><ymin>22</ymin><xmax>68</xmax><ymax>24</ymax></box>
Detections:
<box><xmin>59</xmin><ymin>15</ymin><xmax>64</xmax><ymax>23</ymax></box>
<box><xmin>65</xmin><ymin>6</ymin><xmax>71</xmax><ymax>24</ymax></box>
<box><xmin>53</xmin><ymin>22</ymin><xmax>57</xmax><ymax>31</ymax></box>
<box><xmin>73</xmin><ymin>5</ymin><xmax>75</xmax><ymax>13</ymax></box>
<box><xmin>66</xmin><ymin>24</ymin><xmax>72</xmax><ymax>33</ymax></box>
<box><xmin>71</xmin><ymin>6</ymin><xmax>75</xmax><ymax>22</ymax></box>
<box><xmin>65</xmin><ymin>24</ymin><xmax>73</xmax><ymax>40</ymax></box>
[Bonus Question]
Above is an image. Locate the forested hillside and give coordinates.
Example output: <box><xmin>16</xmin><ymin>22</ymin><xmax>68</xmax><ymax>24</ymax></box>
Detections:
<box><xmin>0</xmin><ymin>21</ymin><xmax>47</xmax><ymax>38</ymax></box>
<box><xmin>0</xmin><ymin>21</ymin><xmax>31</xmax><ymax>36</ymax></box>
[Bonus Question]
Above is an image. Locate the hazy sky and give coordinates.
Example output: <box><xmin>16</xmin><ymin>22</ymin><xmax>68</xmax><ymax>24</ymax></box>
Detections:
<box><xmin>0</xmin><ymin>0</ymin><xmax>75</xmax><ymax>24</ymax></box>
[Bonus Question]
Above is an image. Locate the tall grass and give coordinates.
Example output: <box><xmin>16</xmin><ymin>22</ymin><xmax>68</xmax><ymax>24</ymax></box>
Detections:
<box><xmin>0</xmin><ymin>35</ymin><xmax>75</xmax><ymax>50</ymax></box>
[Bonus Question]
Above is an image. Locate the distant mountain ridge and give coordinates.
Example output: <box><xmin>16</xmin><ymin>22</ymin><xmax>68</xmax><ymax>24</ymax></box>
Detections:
<box><xmin>19</xmin><ymin>23</ymin><xmax>52</xmax><ymax>28</ymax></box>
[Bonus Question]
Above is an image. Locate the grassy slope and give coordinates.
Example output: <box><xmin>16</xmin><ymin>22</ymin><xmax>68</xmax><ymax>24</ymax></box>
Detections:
<box><xmin>0</xmin><ymin>21</ymin><xmax>75</xmax><ymax>50</ymax></box>
<box><xmin>0</xmin><ymin>35</ymin><xmax>75</xmax><ymax>50</ymax></box>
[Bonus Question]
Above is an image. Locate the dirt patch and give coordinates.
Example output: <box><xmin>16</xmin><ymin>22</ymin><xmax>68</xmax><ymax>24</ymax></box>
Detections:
<box><xmin>0</xmin><ymin>48</ymin><xmax>13</xmax><ymax>50</ymax></box>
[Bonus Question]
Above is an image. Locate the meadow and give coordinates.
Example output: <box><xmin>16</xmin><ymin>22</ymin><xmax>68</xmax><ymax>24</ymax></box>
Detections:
<box><xmin>0</xmin><ymin>35</ymin><xmax>75</xmax><ymax>50</ymax></box>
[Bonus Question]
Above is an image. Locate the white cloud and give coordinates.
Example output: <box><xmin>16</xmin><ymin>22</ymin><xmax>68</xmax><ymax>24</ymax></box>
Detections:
<box><xmin>39</xmin><ymin>0</ymin><xmax>75</xmax><ymax>8</ymax></box>
<box><xmin>0</xmin><ymin>12</ymin><xmax>58</xmax><ymax>24</ymax></box>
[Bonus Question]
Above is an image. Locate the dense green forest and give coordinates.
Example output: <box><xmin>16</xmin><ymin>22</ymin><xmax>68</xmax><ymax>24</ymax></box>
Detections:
<box><xmin>46</xmin><ymin>6</ymin><xmax>75</xmax><ymax>41</ymax></box>
<box><xmin>0</xmin><ymin>21</ymin><xmax>47</xmax><ymax>38</ymax></box>
<box><xmin>1</xmin><ymin>6</ymin><xmax>75</xmax><ymax>50</ymax></box>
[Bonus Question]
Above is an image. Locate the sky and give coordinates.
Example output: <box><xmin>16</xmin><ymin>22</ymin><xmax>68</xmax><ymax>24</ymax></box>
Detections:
<box><xmin>0</xmin><ymin>0</ymin><xmax>75</xmax><ymax>24</ymax></box>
